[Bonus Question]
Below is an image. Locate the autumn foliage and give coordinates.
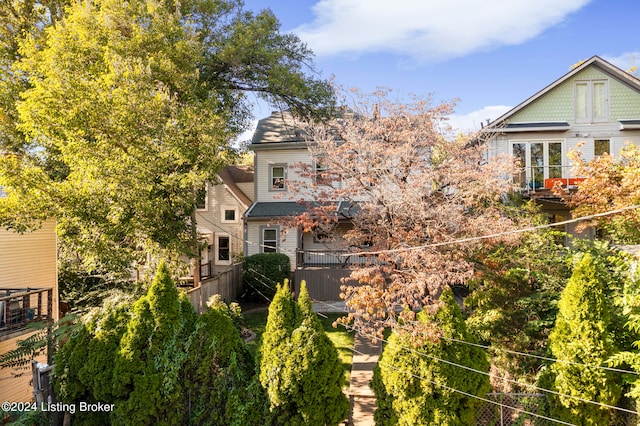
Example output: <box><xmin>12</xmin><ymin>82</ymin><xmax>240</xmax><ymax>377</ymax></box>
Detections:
<box><xmin>559</xmin><ymin>143</ymin><xmax>640</xmax><ymax>243</ymax></box>
<box><xmin>290</xmin><ymin>89</ymin><xmax>525</xmax><ymax>336</ymax></box>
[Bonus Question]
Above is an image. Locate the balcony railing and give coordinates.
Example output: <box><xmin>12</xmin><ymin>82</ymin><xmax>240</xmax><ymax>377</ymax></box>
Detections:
<box><xmin>297</xmin><ymin>249</ymin><xmax>384</xmax><ymax>269</ymax></box>
<box><xmin>0</xmin><ymin>287</ymin><xmax>53</xmax><ymax>339</ymax></box>
<box><xmin>514</xmin><ymin>165</ymin><xmax>585</xmax><ymax>193</ymax></box>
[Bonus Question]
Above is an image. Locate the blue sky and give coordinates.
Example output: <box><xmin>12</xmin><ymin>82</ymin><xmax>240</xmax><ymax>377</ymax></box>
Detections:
<box><xmin>240</xmin><ymin>0</ymin><xmax>639</xmax><ymax>136</ymax></box>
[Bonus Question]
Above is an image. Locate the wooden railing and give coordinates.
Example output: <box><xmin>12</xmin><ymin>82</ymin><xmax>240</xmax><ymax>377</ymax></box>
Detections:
<box><xmin>0</xmin><ymin>287</ymin><xmax>53</xmax><ymax>339</ymax></box>
<box><xmin>200</xmin><ymin>260</ymin><xmax>212</xmax><ymax>278</ymax></box>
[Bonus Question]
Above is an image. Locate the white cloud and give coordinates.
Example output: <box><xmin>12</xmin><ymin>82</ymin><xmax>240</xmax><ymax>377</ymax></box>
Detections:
<box><xmin>448</xmin><ymin>105</ymin><xmax>512</xmax><ymax>133</ymax></box>
<box><xmin>293</xmin><ymin>0</ymin><xmax>591</xmax><ymax>61</ymax></box>
<box><xmin>602</xmin><ymin>52</ymin><xmax>640</xmax><ymax>74</ymax></box>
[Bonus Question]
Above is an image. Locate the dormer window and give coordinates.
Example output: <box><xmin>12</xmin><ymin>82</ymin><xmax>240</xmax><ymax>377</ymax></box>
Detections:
<box><xmin>575</xmin><ymin>80</ymin><xmax>608</xmax><ymax>123</ymax></box>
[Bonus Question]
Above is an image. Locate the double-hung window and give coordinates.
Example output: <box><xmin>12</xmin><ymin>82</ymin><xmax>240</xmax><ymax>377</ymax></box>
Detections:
<box><xmin>575</xmin><ymin>80</ymin><xmax>608</xmax><ymax>123</ymax></box>
<box><xmin>261</xmin><ymin>227</ymin><xmax>279</xmax><ymax>253</ymax></box>
<box><xmin>195</xmin><ymin>185</ymin><xmax>208</xmax><ymax>210</ymax></box>
<box><xmin>270</xmin><ymin>164</ymin><xmax>286</xmax><ymax>191</ymax></box>
<box><xmin>510</xmin><ymin>140</ymin><xmax>563</xmax><ymax>188</ymax></box>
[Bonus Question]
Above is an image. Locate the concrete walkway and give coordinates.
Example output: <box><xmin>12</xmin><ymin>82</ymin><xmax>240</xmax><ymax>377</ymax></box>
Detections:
<box><xmin>311</xmin><ymin>301</ymin><xmax>381</xmax><ymax>425</ymax></box>
<box><xmin>348</xmin><ymin>334</ymin><xmax>381</xmax><ymax>425</ymax></box>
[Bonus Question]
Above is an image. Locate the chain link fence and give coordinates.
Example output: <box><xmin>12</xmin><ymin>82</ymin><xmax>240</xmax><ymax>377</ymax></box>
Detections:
<box><xmin>476</xmin><ymin>393</ymin><xmax>638</xmax><ymax>426</ymax></box>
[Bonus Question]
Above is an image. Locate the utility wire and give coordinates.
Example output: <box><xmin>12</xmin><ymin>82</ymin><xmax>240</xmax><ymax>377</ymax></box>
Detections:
<box><xmin>196</xmin><ymin>203</ymin><xmax>640</xmax><ymax>263</ymax></box>
<box><xmin>343</xmin><ymin>204</ymin><xmax>640</xmax><ymax>257</ymax></box>
<box><xmin>309</xmin><ymin>298</ymin><xmax>639</xmax><ymax>417</ymax></box>
<box><xmin>377</xmin><ymin>360</ymin><xmax>577</xmax><ymax>426</ymax></box>
<box><xmin>440</xmin><ymin>335</ymin><xmax>640</xmax><ymax>376</ymax></box>
<box><xmin>310</xmin><ymin>298</ymin><xmax>579</xmax><ymax>426</ymax></box>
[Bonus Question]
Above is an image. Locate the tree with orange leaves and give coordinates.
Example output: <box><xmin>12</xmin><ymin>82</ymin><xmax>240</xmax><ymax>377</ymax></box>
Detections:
<box><xmin>289</xmin><ymin>89</ymin><xmax>526</xmax><ymax>338</ymax></box>
<box><xmin>561</xmin><ymin>143</ymin><xmax>640</xmax><ymax>243</ymax></box>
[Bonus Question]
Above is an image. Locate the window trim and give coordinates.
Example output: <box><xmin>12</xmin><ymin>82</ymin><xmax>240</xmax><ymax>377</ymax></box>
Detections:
<box><xmin>594</xmin><ymin>139</ymin><xmax>611</xmax><ymax>157</ymax></box>
<box><xmin>269</xmin><ymin>164</ymin><xmax>287</xmax><ymax>192</ymax></box>
<box><xmin>221</xmin><ymin>206</ymin><xmax>239</xmax><ymax>224</ymax></box>
<box><xmin>215</xmin><ymin>233</ymin><xmax>232</xmax><ymax>265</ymax></box>
<box><xmin>509</xmin><ymin>139</ymin><xmax>565</xmax><ymax>188</ymax></box>
<box><xmin>314</xmin><ymin>157</ymin><xmax>328</xmax><ymax>184</ymax></box>
<box><xmin>574</xmin><ymin>79</ymin><xmax>609</xmax><ymax>123</ymax></box>
<box><xmin>195</xmin><ymin>184</ymin><xmax>208</xmax><ymax>211</ymax></box>
<box><xmin>260</xmin><ymin>225</ymin><xmax>279</xmax><ymax>253</ymax></box>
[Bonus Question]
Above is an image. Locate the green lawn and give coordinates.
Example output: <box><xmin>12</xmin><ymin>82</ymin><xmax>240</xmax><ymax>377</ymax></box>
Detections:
<box><xmin>242</xmin><ymin>309</ymin><xmax>355</xmax><ymax>385</ymax></box>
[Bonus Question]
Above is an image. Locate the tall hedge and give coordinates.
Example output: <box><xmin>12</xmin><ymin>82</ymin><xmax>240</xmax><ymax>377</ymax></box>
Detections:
<box><xmin>546</xmin><ymin>252</ymin><xmax>622</xmax><ymax>425</ymax></box>
<box><xmin>183</xmin><ymin>298</ymin><xmax>270</xmax><ymax>425</ymax></box>
<box><xmin>259</xmin><ymin>281</ymin><xmax>349</xmax><ymax>425</ymax></box>
<box><xmin>372</xmin><ymin>288</ymin><xmax>491</xmax><ymax>426</ymax></box>
<box><xmin>54</xmin><ymin>261</ymin><xmax>264</xmax><ymax>425</ymax></box>
<box><xmin>111</xmin><ymin>260</ymin><xmax>194</xmax><ymax>425</ymax></box>
<box><xmin>243</xmin><ymin>252</ymin><xmax>290</xmax><ymax>299</ymax></box>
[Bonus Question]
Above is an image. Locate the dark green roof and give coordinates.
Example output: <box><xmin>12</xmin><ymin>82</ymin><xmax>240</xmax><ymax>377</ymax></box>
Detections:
<box><xmin>245</xmin><ymin>201</ymin><xmax>359</xmax><ymax>220</ymax></box>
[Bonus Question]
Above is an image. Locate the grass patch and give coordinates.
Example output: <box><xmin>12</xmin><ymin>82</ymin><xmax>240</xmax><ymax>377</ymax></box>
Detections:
<box><xmin>241</xmin><ymin>309</ymin><xmax>354</xmax><ymax>384</ymax></box>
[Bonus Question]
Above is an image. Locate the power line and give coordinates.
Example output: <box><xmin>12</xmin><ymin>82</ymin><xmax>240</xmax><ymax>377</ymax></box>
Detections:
<box><xmin>196</xmin><ymin>203</ymin><xmax>640</xmax><ymax>264</ymax></box>
<box><xmin>440</xmin><ymin>335</ymin><xmax>640</xmax><ymax>376</ymax></box>
<box><xmin>376</xmin><ymin>360</ymin><xmax>577</xmax><ymax>426</ymax></box>
<box><xmin>343</xmin><ymin>204</ymin><xmax>640</xmax><ymax>257</ymax></box>
<box><xmin>309</xmin><ymin>299</ymin><xmax>639</xmax><ymax>417</ymax></box>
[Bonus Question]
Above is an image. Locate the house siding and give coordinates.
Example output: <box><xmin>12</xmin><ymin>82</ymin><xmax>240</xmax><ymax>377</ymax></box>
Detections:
<box><xmin>1</xmin><ymin>219</ymin><xmax>57</xmax><ymax>402</ymax></box>
<box><xmin>509</xmin><ymin>67</ymin><xmax>640</xmax><ymax>124</ymax></box>
<box><xmin>0</xmin><ymin>219</ymin><xmax>57</xmax><ymax>294</ymax></box>
<box><xmin>254</xmin><ymin>147</ymin><xmax>316</xmax><ymax>202</ymax></box>
<box><xmin>246</xmin><ymin>221</ymin><xmax>298</xmax><ymax>270</ymax></box>
<box><xmin>0</xmin><ymin>332</ymin><xmax>47</xmax><ymax>402</ymax></box>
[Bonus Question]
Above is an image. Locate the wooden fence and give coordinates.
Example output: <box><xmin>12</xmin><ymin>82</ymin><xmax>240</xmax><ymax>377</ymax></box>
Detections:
<box><xmin>186</xmin><ymin>263</ymin><xmax>243</xmax><ymax>314</ymax></box>
<box><xmin>294</xmin><ymin>268</ymin><xmax>356</xmax><ymax>301</ymax></box>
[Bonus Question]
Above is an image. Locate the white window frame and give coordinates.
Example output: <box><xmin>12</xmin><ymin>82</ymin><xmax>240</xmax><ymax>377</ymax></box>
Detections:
<box><xmin>195</xmin><ymin>184</ymin><xmax>208</xmax><ymax>211</ymax></box>
<box><xmin>574</xmin><ymin>79</ymin><xmax>609</xmax><ymax>123</ymax></box>
<box><xmin>509</xmin><ymin>140</ymin><xmax>565</xmax><ymax>188</ymax></box>
<box><xmin>594</xmin><ymin>139</ymin><xmax>611</xmax><ymax>157</ymax></box>
<box><xmin>221</xmin><ymin>206</ymin><xmax>238</xmax><ymax>223</ymax></box>
<box><xmin>314</xmin><ymin>157</ymin><xmax>328</xmax><ymax>184</ymax></box>
<box><xmin>215</xmin><ymin>233</ymin><xmax>232</xmax><ymax>265</ymax></box>
<box><xmin>269</xmin><ymin>164</ymin><xmax>287</xmax><ymax>192</ymax></box>
<box><xmin>260</xmin><ymin>226</ymin><xmax>279</xmax><ymax>253</ymax></box>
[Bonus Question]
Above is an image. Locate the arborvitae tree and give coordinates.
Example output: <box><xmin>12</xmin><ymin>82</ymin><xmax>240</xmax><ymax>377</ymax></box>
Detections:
<box><xmin>259</xmin><ymin>280</ymin><xmax>297</xmax><ymax>415</ymax></box>
<box><xmin>372</xmin><ymin>287</ymin><xmax>491</xmax><ymax>426</ymax></box>
<box><xmin>183</xmin><ymin>297</ymin><xmax>270</xmax><ymax>425</ymax></box>
<box><xmin>546</xmin><ymin>252</ymin><xmax>622</xmax><ymax>425</ymax></box>
<box><xmin>259</xmin><ymin>280</ymin><xmax>349</xmax><ymax>425</ymax></box>
<box><xmin>110</xmin><ymin>261</ymin><xmax>194</xmax><ymax>425</ymax></box>
<box><xmin>55</xmin><ymin>261</ymin><xmax>269</xmax><ymax>425</ymax></box>
<box><xmin>53</xmin><ymin>293</ymin><xmax>134</xmax><ymax>424</ymax></box>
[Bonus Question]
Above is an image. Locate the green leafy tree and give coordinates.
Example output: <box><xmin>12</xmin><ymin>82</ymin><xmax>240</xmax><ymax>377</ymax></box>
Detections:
<box><xmin>465</xmin><ymin>221</ymin><xmax>572</xmax><ymax>387</ymax></box>
<box><xmin>0</xmin><ymin>0</ymin><xmax>333</xmax><ymax>274</ymax></box>
<box><xmin>546</xmin><ymin>252</ymin><xmax>623</xmax><ymax>425</ymax></box>
<box><xmin>259</xmin><ymin>281</ymin><xmax>349</xmax><ymax>425</ymax></box>
<box><xmin>372</xmin><ymin>288</ymin><xmax>491</xmax><ymax>426</ymax></box>
<box><xmin>609</xmin><ymin>256</ymin><xmax>640</xmax><ymax>401</ymax></box>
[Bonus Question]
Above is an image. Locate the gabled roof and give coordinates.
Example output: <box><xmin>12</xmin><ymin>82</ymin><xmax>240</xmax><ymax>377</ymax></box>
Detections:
<box><xmin>489</xmin><ymin>55</ymin><xmax>640</xmax><ymax>128</ymax></box>
<box><xmin>217</xmin><ymin>165</ymin><xmax>253</xmax><ymax>207</ymax></box>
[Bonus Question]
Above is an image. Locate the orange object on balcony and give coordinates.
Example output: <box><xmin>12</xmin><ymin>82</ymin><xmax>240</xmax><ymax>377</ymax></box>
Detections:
<box><xmin>544</xmin><ymin>178</ymin><xmax>586</xmax><ymax>189</ymax></box>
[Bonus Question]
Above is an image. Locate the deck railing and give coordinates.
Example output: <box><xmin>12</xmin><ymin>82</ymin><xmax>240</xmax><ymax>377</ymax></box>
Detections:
<box><xmin>297</xmin><ymin>249</ymin><xmax>383</xmax><ymax>269</ymax></box>
<box><xmin>0</xmin><ymin>287</ymin><xmax>53</xmax><ymax>339</ymax></box>
<box><xmin>514</xmin><ymin>165</ymin><xmax>585</xmax><ymax>193</ymax></box>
